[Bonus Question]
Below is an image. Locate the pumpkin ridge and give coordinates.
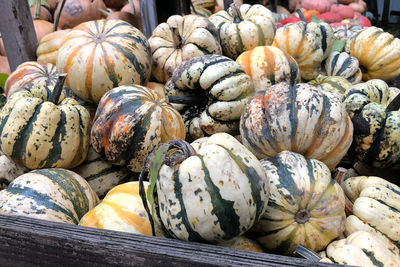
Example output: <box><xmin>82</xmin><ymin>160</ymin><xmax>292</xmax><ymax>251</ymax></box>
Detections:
<box><xmin>361</xmin><ymin>248</ymin><xmax>385</xmax><ymax>267</ymax></box>
<box><xmin>274</xmin><ymin>225</ymin><xmax>299</xmax><ymax>252</ymax></box>
<box><xmin>289</xmin><ymin>84</ymin><xmax>299</xmax><ymax>152</ymax></box>
<box><xmin>307</xmin><ymin>178</ymin><xmax>336</xmax><ymax>211</ymax></box>
<box><xmin>70</xmin><ymin>107</ymin><xmax>89</xmax><ymax>168</ymax></box>
<box><xmin>330</xmin><ymin>53</ymin><xmax>340</xmax><ymax>72</ymax></box>
<box><xmin>100</xmin><ymin>43</ymin><xmax>121</xmax><ymax>88</ymax></box>
<box><xmin>335</xmin><ymin>57</ymin><xmax>353</xmax><ymax>76</ymax></box>
<box><xmin>235</xmin><ymin>24</ymin><xmax>244</xmax><ymax>56</ymax></box>
<box><xmin>206</xmin><ymin>70</ymin><xmax>244</xmax><ymax>93</ymax></box>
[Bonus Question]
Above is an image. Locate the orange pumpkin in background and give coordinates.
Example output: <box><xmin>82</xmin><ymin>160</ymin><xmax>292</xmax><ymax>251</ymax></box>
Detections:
<box><xmin>0</xmin><ymin>56</ymin><xmax>11</xmax><ymax>74</ymax></box>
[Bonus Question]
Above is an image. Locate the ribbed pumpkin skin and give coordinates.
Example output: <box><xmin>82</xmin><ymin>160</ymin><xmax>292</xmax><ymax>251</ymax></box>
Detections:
<box><xmin>343</xmin><ymin>176</ymin><xmax>400</xmax><ymax>255</ymax></box>
<box><xmin>240</xmin><ymin>82</ymin><xmax>353</xmax><ymax>170</ymax></box>
<box><xmin>4</xmin><ymin>61</ymin><xmax>58</xmax><ymax>98</ymax></box>
<box><xmin>72</xmin><ymin>147</ymin><xmax>132</xmax><ymax>198</ymax></box>
<box><xmin>57</xmin><ymin>19</ymin><xmax>152</xmax><ymax>103</ymax></box>
<box><xmin>209</xmin><ymin>4</ymin><xmax>276</xmax><ymax>59</ymax></box>
<box><xmin>325</xmin><ymin>231</ymin><xmax>400</xmax><ymax>266</ymax></box>
<box><xmin>91</xmin><ymin>85</ymin><xmax>185</xmax><ymax>172</ymax></box>
<box><xmin>0</xmin><ymin>86</ymin><xmax>91</xmax><ymax>170</ymax></box>
<box><xmin>343</xmin><ymin>79</ymin><xmax>400</xmax><ymax>169</ymax></box>
<box><xmin>333</xmin><ymin>24</ymin><xmax>362</xmax><ymax>42</ymax></box>
<box><xmin>253</xmin><ymin>151</ymin><xmax>346</xmax><ymax>254</ymax></box>
<box><xmin>346</xmin><ymin>27</ymin><xmax>400</xmax><ymax>82</ymax></box>
<box><xmin>156</xmin><ymin>133</ymin><xmax>269</xmax><ymax>243</ymax></box>
<box><xmin>307</xmin><ymin>76</ymin><xmax>352</xmax><ymax>101</ymax></box>
<box><xmin>324</xmin><ymin>51</ymin><xmax>362</xmax><ymax>84</ymax></box>
<box><xmin>79</xmin><ymin>181</ymin><xmax>152</xmax><ymax>235</ymax></box>
<box><xmin>236</xmin><ymin>46</ymin><xmax>300</xmax><ymax>92</ymax></box>
<box><xmin>273</xmin><ymin>21</ymin><xmax>334</xmax><ymax>80</ymax></box>
<box><xmin>149</xmin><ymin>14</ymin><xmax>222</xmax><ymax>83</ymax></box>
<box><xmin>37</xmin><ymin>30</ymin><xmax>71</xmax><ymax>65</ymax></box>
<box><xmin>0</xmin><ymin>168</ymin><xmax>99</xmax><ymax>224</ymax></box>
<box><xmin>165</xmin><ymin>54</ymin><xmax>254</xmax><ymax>140</ymax></box>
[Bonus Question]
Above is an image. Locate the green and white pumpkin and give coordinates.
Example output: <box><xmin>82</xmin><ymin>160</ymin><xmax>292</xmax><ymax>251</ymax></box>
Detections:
<box><xmin>165</xmin><ymin>54</ymin><xmax>254</xmax><ymax>140</ymax></box>
<box><xmin>324</xmin><ymin>51</ymin><xmax>362</xmax><ymax>84</ymax></box>
<box><xmin>252</xmin><ymin>151</ymin><xmax>346</xmax><ymax>254</ymax></box>
<box><xmin>308</xmin><ymin>75</ymin><xmax>353</xmax><ymax>101</ymax></box>
<box><xmin>147</xmin><ymin>132</ymin><xmax>269</xmax><ymax>243</ymax></box>
<box><xmin>0</xmin><ymin>152</ymin><xmax>28</xmax><ymax>190</ymax></box>
<box><xmin>0</xmin><ymin>168</ymin><xmax>99</xmax><ymax>224</ymax></box>
<box><xmin>209</xmin><ymin>4</ymin><xmax>276</xmax><ymax>59</ymax></box>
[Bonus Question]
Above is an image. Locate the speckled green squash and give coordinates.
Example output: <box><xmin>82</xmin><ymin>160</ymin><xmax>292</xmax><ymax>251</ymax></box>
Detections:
<box><xmin>252</xmin><ymin>151</ymin><xmax>346</xmax><ymax>255</ymax></box>
<box><xmin>308</xmin><ymin>76</ymin><xmax>352</xmax><ymax>101</ymax></box>
<box><xmin>324</xmin><ymin>51</ymin><xmax>362</xmax><ymax>84</ymax></box>
<box><xmin>165</xmin><ymin>54</ymin><xmax>254</xmax><ymax>140</ymax></box>
<box><xmin>240</xmin><ymin>82</ymin><xmax>353</xmax><ymax>170</ymax></box>
<box><xmin>0</xmin><ymin>152</ymin><xmax>28</xmax><ymax>190</ymax></box>
<box><xmin>0</xmin><ymin>168</ymin><xmax>99</xmax><ymax>224</ymax></box>
<box><xmin>209</xmin><ymin>4</ymin><xmax>276</xmax><ymax>59</ymax></box>
<box><xmin>153</xmin><ymin>133</ymin><xmax>269</xmax><ymax>243</ymax></box>
<box><xmin>0</xmin><ymin>79</ymin><xmax>91</xmax><ymax>170</ymax></box>
<box><xmin>72</xmin><ymin>147</ymin><xmax>133</xmax><ymax>198</ymax></box>
<box><xmin>343</xmin><ymin>79</ymin><xmax>400</xmax><ymax>169</ymax></box>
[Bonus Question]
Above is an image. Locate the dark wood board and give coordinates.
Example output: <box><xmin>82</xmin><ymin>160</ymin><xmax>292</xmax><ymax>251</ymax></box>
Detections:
<box><xmin>0</xmin><ymin>0</ymin><xmax>38</xmax><ymax>71</ymax></box>
<box><xmin>0</xmin><ymin>214</ymin><xmax>340</xmax><ymax>267</ymax></box>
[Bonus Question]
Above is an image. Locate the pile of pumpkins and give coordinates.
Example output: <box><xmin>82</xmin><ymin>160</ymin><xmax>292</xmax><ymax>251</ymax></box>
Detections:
<box><xmin>1</xmin><ymin>1</ymin><xmax>400</xmax><ymax>265</ymax></box>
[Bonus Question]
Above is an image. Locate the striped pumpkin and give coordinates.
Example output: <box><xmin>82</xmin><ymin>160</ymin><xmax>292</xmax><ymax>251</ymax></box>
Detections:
<box><xmin>209</xmin><ymin>4</ymin><xmax>276</xmax><ymax>59</ymax></box>
<box><xmin>37</xmin><ymin>29</ymin><xmax>71</xmax><ymax>65</ymax></box>
<box><xmin>72</xmin><ymin>147</ymin><xmax>133</xmax><ymax>198</ymax></box>
<box><xmin>343</xmin><ymin>176</ymin><xmax>400</xmax><ymax>256</ymax></box>
<box><xmin>324</xmin><ymin>51</ymin><xmax>362</xmax><ymax>84</ymax></box>
<box><xmin>79</xmin><ymin>181</ymin><xmax>152</xmax><ymax>235</ymax></box>
<box><xmin>0</xmin><ymin>76</ymin><xmax>91</xmax><ymax>170</ymax></box>
<box><xmin>240</xmin><ymin>82</ymin><xmax>354</xmax><ymax>170</ymax></box>
<box><xmin>91</xmin><ymin>84</ymin><xmax>185</xmax><ymax>172</ymax></box>
<box><xmin>308</xmin><ymin>76</ymin><xmax>352</xmax><ymax>101</ymax></box>
<box><xmin>0</xmin><ymin>168</ymin><xmax>99</xmax><ymax>224</ymax></box>
<box><xmin>191</xmin><ymin>6</ymin><xmax>213</xmax><ymax>17</ymax></box>
<box><xmin>57</xmin><ymin>19</ymin><xmax>152</xmax><ymax>103</ymax></box>
<box><xmin>333</xmin><ymin>24</ymin><xmax>363</xmax><ymax>42</ymax></box>
<box><xmin>236</xmin><ymin>46</ymin><xmax>300</xmax><ymax>92</ymax></box>
<box><xmin>191</xmin><ymin>0</ymin><xmax>215</xmax><ymax>18</ymax></box>
<box><xmin>149</xmin><ymin>14</ymin><xmax>222</xmax><ymax>83</ymax></box>
<box><xmin>152</xmin><ymin>133</ymin><xmax>269</xmax><ymax>243</ymax></box>
<box><xmin>252</xmin><ymin>151</ymin><xmax>346</xmax><ymax>254</ymax></box>
<box><xmin>343</xmin><ymin>79</ymin><xmax>400</xmax><ymax>169</ymax></box>
<box><xmin>323</xmin><ymin>231</ymin><xmax>400</xmax><ymax>266</ymax></box>
<box><xmin>4</xmin><ymin>61</ymin><xmax>58</xmax><ymax>98</ymax></box>
<box><xmin>165</xmin><ymin>54</ymin><xmax>254</xmax><ymax>140</ymax></box>
<box><xmin>272</xmin><ymin>18</ymin><xmax>334</xmax><ymax>80</ymax></box>
<box><xmin>345</xmin><ymin>27</ymin><xmax>400</xmax><ymax>82</ymax></box>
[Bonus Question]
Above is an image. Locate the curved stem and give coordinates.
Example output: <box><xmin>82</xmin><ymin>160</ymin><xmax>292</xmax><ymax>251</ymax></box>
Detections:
<box><xmin>34</xmin><ymin>0</ymin><xmax>41</xmax><ymax>20</ymax></box>
<box><xmin>98</xmin><ymin>8</ymin><xmax>112</xmax><ymax>16</ymax></box>
<box><xmin>296</xmin><ymin>9</ymin><xmax>307</xmax><ymax>23</ymax></box>
<box><xmin>53</xmin><ymin>0</ymin><xmax>66</xmax><ymax>31</ymax></box>
<box><xmin>48</xmin><ymin>74</ymin><xmax>67</xmax><ymax>104</ymax></box>
<box><xmin>164</xmin><ymin>140</ymin><xmax>197</xmax><ymax>167</ymax></box>
<box><xmin>170</xmin><ymin>27</ymin><xmax>183</xmax><ymax>49</ymax></box>
<box><xmin>230</xmin><ymin>3</ymin><xmax>243</xmax><ymax>22</ymax></box>
<box><xmin>128</xmin><ymin>0</ymin><xmax>135</xmax><ymax>16</ymax></box>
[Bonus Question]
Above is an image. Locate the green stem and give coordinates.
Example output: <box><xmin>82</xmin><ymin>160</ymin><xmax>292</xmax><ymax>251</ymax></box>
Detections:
<box><xmin>98</xmin><ymin>8</ymin><xmax>111</xmax><ymax>16</ymax></box>
<box><xmin>296</xmin><ymin>8</ymin><xmax>307</xmax><ymax>23</ymax></box>
<box><xmin>53</xmin><ymin>0</ymin><xmax>66</xmax><ymax>31</ymax></box>
<box><xmin>128</xmin><ymin>0</ymin><xmax>135</xmax><ymax>16</ymax></box>
<box><xmin>34</xmin><ymin>0</ymin><xmax>41</xmax><ymax>20</ymax></box>
<box><xmin>230</xmin><ymin>3</ymin><xmax>243</xmax><ymax>22</ymax></box>
<box><xmin>170</xmin><ymin>27</ymin><xmax>183</xmax><ymax>49</ymax></box>
<box><xmin>48</xmin><ymin>74</ymin><xmax>67</xmax><ymax>104</ymax></box>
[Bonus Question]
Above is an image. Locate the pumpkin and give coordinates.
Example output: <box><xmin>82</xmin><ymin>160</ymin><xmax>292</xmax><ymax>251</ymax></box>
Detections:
<box><xmin>0</xmin><ymin>57</ymin><xmax>10</xmax><ymax>75</ymax></box>
<box><xmin>34</xmin><ymin>20</ymin><xmax>57</xmax><ymax>43</ymax></box>
<box><xmin>191</xmin><ymin>3</ymin><xmax>213</xmax><ymax>18</ymax></box>
<box><xmin>343</xmin><ymin>79</ymin><xmax>400</xmax><ymax>169</ymax></box>
<box><xmin>0</xmin><ymin>37</ymin><xmax>6</xmax><ymax>56</ymax></box>
<box><xmin>0</xmin><ymin>75</ymin><xmax>91</xmax><ymax>169</ymax></box>
<box><xmin>0</xmin><ymin>153</ymin><xmax>28</xmax><ymax>190</ymax></box>
<box><xmin>4</xmin><ymin>61</ymin><xmax>58</xmax><ymax>98</ymax></box>
<box><xmin>301</xmin><ymin>0</ymin><xmax>332</xmax><ymax>13</ymax></box>
<box><xmin>240</xmin><ymin>82</ymin><xmax>353</xmax><ymax>170</ymax></box>
<box><xmin>339</xmin><ymin>0</ymin><xmax>356</xmax><ymax>4</ymax></box>
<box><xmin>192</xmin><ymin>0</ymin><xmax>215</xmax><ymax>10</ymax></box>
<box><xmin>209</xmin><ymin>4</ymin><xmax>276</xmax><ymax>59</ymax></box>
<box><xmin>142</xmin><ymin>133</ymin><xmax>269</xmax><ymax>243</ymax></box>
<box><xmin>165</xmin><ymin>54</ymin><xmax>254</xmax><ymax>140</ymax></box>
<box><xmin>30</xmin><ymin>5</ymin><xmax>52</xmax><ymax>22</ymax></box>
<box><xmin>56</xmin><ymin>0</ymin><xmax>107</xmax><ymax>29</ymax></box>
<box><xmin>218</xmin><ymin>236</ymin><xmax>264</xmax><ymax>252</ymax></box>
<box><xmin>72</xmin><ymin>146</ymin><xmax>133</xmax><ymax>198</ymax></box>
<box><xmin>349</xmin><ymin>0</ymin><xmax>366</xmax><ymax>13</ymax></box>
<box><xmin>57</xmin><ymin>19</ymin><xmax>151</xmax><ymax>103</ymax></box>
<box><xmin>236</xmin><ymin>46</ymin><xmax>301</xmax><ymax>92</ymax></box>
<box><xmin>333</xmin><ymin>23</ymin><xmax>362</xmax><ymax>42</ymax></box>
<box><xmin>103</xmin><ymin>0</ymin><xmax>128</xmax><ymax>9</ymax></box>
<box><xmin>251</xmin><ymin>151</ymin><xmax>345</xmax><ymax>254</ymax></box>
<box><xmin>272</xmin><ymin>11</ymin><xmax>334</xmax><ymax>80</ymax></box>
<box><xmin>293</xmin><ymin>8</ymin><xmax>320</xmax><ymax>21</ymax></box>
<box><xmin>322</xmin><ymin>231</ymin><xmax>400</xmax><ymax>266</ymax></box>
<box><xmin>330</xmin><ymin>4</ymin><xmax>354</xmax><ymax>20</ymax></box>
<box><xmin>342</xmin><ymin>176</ymin><xmax>400</xmax><ymax>256</ymax></box>
<box><xmin>91</xmin><ymin>84</ymin><xmax>185</xmax><ymax>172</ymax></box>
<box><xmin>79</xmin><ymin>181</ymin><xmax>153</xmax><ymax>235</ymax></box>
<box><xmin>149</xmin><ymin>14</ymin><xmax>222</xmax><ymax>83</ymax></box>
<box><xmin>0</xmin><ymin>168</ymin><xmax>99</xmax><ymax>224</ymax></box>
<box><xmin>37</xmin><ymin>30</ymin><xmax>71</xmax><ymax>65</ymax></box>
<box><xmin>324</xmin><ymin>51</ymin><xmax>362</xmax><ymax>84</ymax></box>
<box><xmin>307</xmin><ymin>76</ymin><xmax>352</xmax><ymax>101</ymax></box>
<box><xmin>345</xmin><ymin>27</ymin><xmax>400</xmax><ymax>82</ymax></box>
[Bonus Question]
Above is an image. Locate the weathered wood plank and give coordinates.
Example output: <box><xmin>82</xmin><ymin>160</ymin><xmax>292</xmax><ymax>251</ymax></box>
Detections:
<box><xmin>0</xmin><ymin>0</ymin><xmax>38</xmax><ymax>71</ymax></box>
<box><xmin>140</xmin><ymin>0</ymin><xmax>158</xmax><ymax>38</ymax></box>
<box><xmin>0</xmin><ymin>214</ymin><xmax>339</xmax><ymax>267</ymax></box>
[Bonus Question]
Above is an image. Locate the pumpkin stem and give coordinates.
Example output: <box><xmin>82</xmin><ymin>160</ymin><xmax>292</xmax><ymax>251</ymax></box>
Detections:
<box><xmin>168</xmin><ymin>94</ymin><xmax>208</xmax><ymax>106</ymax></box>
<box><xmin>294</xmin><ymin>208</ymin><xmax>310</xmax><ymax>224</ymax></box>
<box><xmin>164</xmin><ymin>140</ymin><xmax>197</xmax><ymax>167</ymax></box>
<box><xmin>98</xmin><ymin>8</ymin><xmax>112</xmax><ymax>16</ymax></box>
<box><xmin>34</xmin><ymin>0</ymin><xmax>41</xmax><ymax>20</ymax></box>
<box><xmin>334</xmin><ymin>167</ymin><xmax>353</xmax><ymax>216</ymax></box>
<box><xmin>296</xmin><ymin>9</ymin><xmax>307</xmax><ymax>23</ymax></box>
<box><xmin>171</xmin><ymin>27</ymin><xmax>183</xmax><ymax>49</ymax></box>
<box><xmin>53</xmin><ymin>0</ymin><xmax>66</xmax><ymax>31</ymax></box>
<box><xmin>128</xmin><ymin>0</ymin><xmax>135</xmax><ymax>16</ymax></box>
<box><xmin>386</xmin><ymin>93</ymin><xmax>400</xmax><ymax>112</ymax></box>
<box><xmin>295</xmin><ymin>245</ymin><xmax>322</xmax><ymax>262</ymax></box>
<box><xmin>230</xmin><ymin>3</ymin><xmax>243</xmax><ymax>23</ymax></box>
<box><xmin>48</xmin><ymin>74</ymin><xmax>67</xmax><ymax>104</ymax></box>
